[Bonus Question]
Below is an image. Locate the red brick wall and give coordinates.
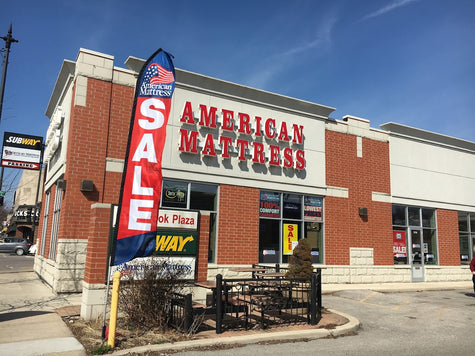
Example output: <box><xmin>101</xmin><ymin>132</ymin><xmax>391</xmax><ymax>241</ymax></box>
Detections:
<box><xmin>325</xmin><ymin>130</ymin><xmax>392</xmax><ymax>265</ymax></box>
<box><xmin>324</xmin><ymin>196</ymin><xmax>350</xmax><ymax>265</ymax></box>
<box><xmin>83</xmin><ymin>205</ymin><xmax>112</xmax><ymax>284</ymax></box>
<box><xmin>197</xmin><ymin>214</ymin><xmax>210</xmax><ymax>281</ymax></box>
<box><xmin>217</xmin><ymin>185</ymin><xmax>260</xmax><ymax>264</ymax></box>
<box><xmin>437</xmin><ymin>209</ymin><xmax>460</xmax><ymax>266</ymax></box>
<box><xmin>59</xmin><ymin>79</ymin><xmax>111</xmax><ymax>242</ymax></box>
<box><xmin>55</xmin><ymin>78</ymin><xmax>133</xmax><ymax>245</ymax></box>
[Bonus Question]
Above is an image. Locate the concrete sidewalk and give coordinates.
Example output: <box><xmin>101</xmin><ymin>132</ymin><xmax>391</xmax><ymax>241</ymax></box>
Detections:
<box><xmin>0</xmin><ymin>269</ymin><xmax>472</xmax><ymax>356</ymax></box>
<box><xmin>0</xmin><ymin>270</ymin><xmax>85</xmax><ymax>356</ymax></box>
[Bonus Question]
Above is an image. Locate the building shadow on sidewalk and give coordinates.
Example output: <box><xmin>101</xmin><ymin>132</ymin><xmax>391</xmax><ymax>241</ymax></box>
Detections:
<box><xmin>0</xmin><ymin>310</ymin><xmax>52</xmax><ymax>322</ymax></box>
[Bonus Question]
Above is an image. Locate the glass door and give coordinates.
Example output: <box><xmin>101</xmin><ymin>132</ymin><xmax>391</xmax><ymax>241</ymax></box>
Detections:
<box><xmin>410</xmin><ymin>229</ymin><xmax>425</xmax><ymax>282</ymax></box>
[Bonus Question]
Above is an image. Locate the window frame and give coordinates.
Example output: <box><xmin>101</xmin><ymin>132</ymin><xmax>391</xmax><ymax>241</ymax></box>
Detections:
<box><xmin>160</xmin><ymin>179</ymin><xmax>218</xmax><ymax>263</ymax></box>
<box><xmin>459</xmin><ymin>211</ymin><xmax>474</xmax><ymax>265</ymax></box>
<box><xmin>259</xmin><ymin>190</ymin><xmax>324</xmax><ymax>265</ymax></box>
<box><xmin>392</xmin><ymin>205</ymin><xmax>439</xmax><ymax>266</ymax></box>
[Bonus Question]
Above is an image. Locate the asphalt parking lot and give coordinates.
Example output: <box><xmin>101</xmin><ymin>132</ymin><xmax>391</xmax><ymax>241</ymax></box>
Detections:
<box><xmin>175</xmin><ymin>288</ymin><xmax>475</xmax><ymax>356</ymax></box>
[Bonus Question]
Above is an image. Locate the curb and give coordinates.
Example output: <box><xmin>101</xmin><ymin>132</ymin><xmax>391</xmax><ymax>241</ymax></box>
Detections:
<box><xmin>111</xmin><ymin>309</ymin><xmax>360</xmax><ymax>355</ymax></box>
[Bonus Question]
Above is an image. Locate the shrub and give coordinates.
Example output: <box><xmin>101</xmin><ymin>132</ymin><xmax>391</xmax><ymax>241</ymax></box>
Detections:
<box><xmin>285</xmin><ymin>238</ymin><xmax>313</xmax><ymax>280</ymax></box>
<box><xmin>118</xmin><ymin>256</ymin><xmax>189</xmax><ymax>331</ymax></box>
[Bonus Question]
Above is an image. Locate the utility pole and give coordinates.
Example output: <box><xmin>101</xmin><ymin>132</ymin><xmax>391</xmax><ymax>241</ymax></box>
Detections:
<box><xmin>0</xmin><ymin>25</ymin><xmax>19</xmax><ymax>192</ymax></box>
<box><xmin>0</xmin><ymin>24</ymin><xmax>18</xmax><ymax>124</ymax></box>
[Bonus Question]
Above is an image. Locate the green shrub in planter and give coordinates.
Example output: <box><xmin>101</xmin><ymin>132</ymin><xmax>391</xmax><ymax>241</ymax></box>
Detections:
<box><xmin>285</xmin><ymin>238</ymin><xmax>313</xmax><ymax>280</ymax></box>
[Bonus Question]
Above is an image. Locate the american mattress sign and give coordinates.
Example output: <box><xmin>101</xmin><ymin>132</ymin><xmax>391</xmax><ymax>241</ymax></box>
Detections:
<box><xmin>178</xmin><ymin>101</ymin><xmax>306</xmax><ymax>170</ymax></box>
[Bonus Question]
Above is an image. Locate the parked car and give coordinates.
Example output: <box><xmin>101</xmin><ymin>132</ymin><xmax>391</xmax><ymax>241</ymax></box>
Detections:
<box><xmin>0</xmin><ymin>237</ymin><xmax>32</xmax><ymax>256</ymax></box>
<box><xmin>29</xmin><ymin>244</ymin><xmax>37</xmax><ymax>255</ymax></box>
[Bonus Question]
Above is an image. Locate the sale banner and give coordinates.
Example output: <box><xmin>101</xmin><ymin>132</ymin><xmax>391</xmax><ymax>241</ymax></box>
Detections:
<box><xmin>113</xmin><ymin>49</ymin><xmax>175</xmax><ymax>266</ymax></box>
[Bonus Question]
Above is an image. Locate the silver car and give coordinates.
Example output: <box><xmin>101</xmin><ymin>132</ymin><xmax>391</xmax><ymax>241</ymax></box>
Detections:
<box><xmin>0</xmin><ymin>237</ymin><xmax>32</xmax><ymax>256</ymax></box>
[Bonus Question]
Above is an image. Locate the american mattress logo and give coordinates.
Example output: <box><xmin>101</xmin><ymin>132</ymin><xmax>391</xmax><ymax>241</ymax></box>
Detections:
<box><xmin>140</xmin><ymin>63</ymin><xmax>174</xmax><ymax>97</ymax></box>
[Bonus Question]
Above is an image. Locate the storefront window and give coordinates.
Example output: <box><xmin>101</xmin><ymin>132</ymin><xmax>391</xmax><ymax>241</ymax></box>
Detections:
<box><xmin>423</xmin><ymin>229</ymin><xmax>437</xmax><ymax>265</ymax></box>
<box><xmin>422</xmin><ymin>209</ymin><xmax>436</xmax><ymax>228</ymax></box>
<box><xmin>259</xmin><ymin>191</ymin><xmax>323</xmax><ymax>264</ymax></box>
<box><xmin>283</xmin><ymin>194</ymin><xmax>301</xmax><ymax>219</ymax></box>
<box><xmin>459</xmin><ymin>211</ymin><xmax>474</xmax><ymax>265</ymax></box>
<box><xmin>259</xmin><ymin>219</ymin><xmax>280</xmax><ymax>263</ymax></box>
<box><xmin>305</xmin><ymin>222</ymin><xmax>323</xmax><ymax>264</ymax></box>
<box><xmin>392</xmin><ymin>205</ymin><xmax>438</xmax><ymax>265</ymax></box>
<box><xmin>208</xmin><ymin>212</ymin><xmax>217</xmax><ymax>263</ymax></box>
<box><xmin>161</xmin><ymin>179</ymin><xmax>218</xmax><ymax>263</ymax></box>
<box><xmin>190</xmin><ymin>183</ymin><xmax>217</xmax><ymax>211</ymax></box>
<box><xmin>392</xmin><ymin>205</ymin><xmax>406</xmax><ymax>226</ymax></box>
<box><xmin>408</xmin><ymin>207</ymin><xmax>420</xmax><ymax>226</ymax></box>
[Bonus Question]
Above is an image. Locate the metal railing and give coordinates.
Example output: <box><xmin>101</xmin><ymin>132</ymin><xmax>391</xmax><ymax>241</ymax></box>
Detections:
<box><xmin>168</xmin><ymin>269</ymin><xmax>322</xmax><ymax>334</ymax></box>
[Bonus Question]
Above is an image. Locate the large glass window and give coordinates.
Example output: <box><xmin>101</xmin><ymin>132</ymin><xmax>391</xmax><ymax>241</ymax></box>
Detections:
<box><xmin>49</xmin><ymin>186</ymin><xmax>63</xmax><ymax>261</ymax></box>
<box><xmin>459</xmin><ymin>211</ymin><xmax>475</xmax><ymax>265</ymax></box>
<box><xmin>392</xmin><ymin>205</ymin><xmax>438</xmax><ymax>265</ymax></box>
<box><xmin>259</xmin><ymin>191</ymin><xmax>324</xmax><ymax>264</ymax></box>
<box><xmin>161</xmin><ymin>179</ymin><xmax>218</xmax><ymax>263</ymax></box>
<box><xmin>39</xmin><ymin>191</ymin><xmax>50</xmax><ymax>256</ymax></box>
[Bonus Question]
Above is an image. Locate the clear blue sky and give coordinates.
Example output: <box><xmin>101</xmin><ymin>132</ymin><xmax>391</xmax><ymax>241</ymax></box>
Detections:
<box><xmin>0</xmin><ymin>0</ymin><xmax>474</xmax><ymax>202</ymax></box>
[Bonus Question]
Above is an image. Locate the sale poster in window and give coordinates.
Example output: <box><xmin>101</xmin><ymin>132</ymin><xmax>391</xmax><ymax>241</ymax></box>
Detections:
<box><xmin>393</xmin><ymin>230</ymin><xmax>407</xmax><ymax>257</ymax></box>
<box><xmin>283</xmin><ymin>223</ymin><xmax>298</xmax><ymax>255</ymax></box>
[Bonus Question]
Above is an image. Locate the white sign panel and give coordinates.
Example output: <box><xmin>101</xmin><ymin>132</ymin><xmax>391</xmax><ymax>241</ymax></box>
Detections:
<box><xmin>110</xmin><ymin>256</ymin><xmax>196</xmax><ymax>280</ymax></box>
<box><xmin>157</xmin><ymin>209</ymin><xmax>198</xmax><ymax>230</ymax></box>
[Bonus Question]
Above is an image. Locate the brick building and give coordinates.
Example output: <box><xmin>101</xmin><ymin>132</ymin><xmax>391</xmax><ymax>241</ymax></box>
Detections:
<box><xmin>33</xmin><ymin>49</ymin><xmax>475</xmax><ymax>319</ymax></box>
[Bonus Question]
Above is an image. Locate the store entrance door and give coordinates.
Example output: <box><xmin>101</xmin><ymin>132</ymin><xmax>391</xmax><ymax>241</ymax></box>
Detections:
<box><xmin>410</xmin><ymin>229</ymin><xmax>425</xmax><ymax>282</ymax></box>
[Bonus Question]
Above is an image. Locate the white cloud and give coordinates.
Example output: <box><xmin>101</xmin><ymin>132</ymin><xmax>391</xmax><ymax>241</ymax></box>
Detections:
<box><xmin>361</xmin><ymin>0</ymin><xmax>420</xmax><ymax>21</ymax></box>
<box><xmin>246</xmin><ymin>11</ymin><xmax>338</xmax><ymax>89</ymax></box>
<box><xmin>281</xmin><ymin>12</ymin><xmax>338</xmax><ymax>58</ymax></box>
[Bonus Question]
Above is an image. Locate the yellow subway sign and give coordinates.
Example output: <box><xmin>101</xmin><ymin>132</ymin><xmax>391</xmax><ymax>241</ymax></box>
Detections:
<box><xmin>154</xmin><ymin>231</ymin><xmax>197</xmax><ymax>255</ymax></box>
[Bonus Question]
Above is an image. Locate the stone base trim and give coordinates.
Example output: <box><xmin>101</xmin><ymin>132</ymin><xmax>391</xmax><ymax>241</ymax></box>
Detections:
<box><xmin>33</xmin><ymin>239</ymin><xmax>88</xmax><ymax>293</ymax></box>
<box><xmin>81</xmin><ymin>281</ymin><xmax>107</xmax><ymax>320</ymax></box>
<box><xmin>205</xmin><ymin>264</ymin><xmax>471</xmax><ymax>285</ymax></box>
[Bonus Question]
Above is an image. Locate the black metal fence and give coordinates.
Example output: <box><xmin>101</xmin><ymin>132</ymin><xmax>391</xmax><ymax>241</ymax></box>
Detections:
<box><xmin>168</xmin><ymin>269</ymin><xmax>322</xmax><ymax>334</ymax></box>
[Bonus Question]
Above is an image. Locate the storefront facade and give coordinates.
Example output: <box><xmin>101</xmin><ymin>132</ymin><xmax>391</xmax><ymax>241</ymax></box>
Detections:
<box><xmin>33</xmin><ymin>49</ymin><xmax>475</xmax><ymax>318</ymax></box>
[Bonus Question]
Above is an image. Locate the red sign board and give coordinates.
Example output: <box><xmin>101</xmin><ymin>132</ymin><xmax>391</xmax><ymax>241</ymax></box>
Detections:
<box><xmin>393</xmin><ymin>230</ymin><xmax>407</xmax><ymax>257</ymax></box>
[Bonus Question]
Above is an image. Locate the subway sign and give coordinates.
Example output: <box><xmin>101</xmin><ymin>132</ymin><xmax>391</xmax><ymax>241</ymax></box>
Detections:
<box><xmin>154</xmin><ymin>230</ymin><xmax>197</xmax><ymax>256</ymax></box>
<box><xmin>1</xmin><ymin>132</ymin><xmax>43</xmax><ymax>170</ymax></box>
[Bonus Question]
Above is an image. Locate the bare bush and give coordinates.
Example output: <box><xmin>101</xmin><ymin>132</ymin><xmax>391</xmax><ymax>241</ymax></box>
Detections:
<box><xmin>118</xmin><ymin>256</ymin><xmax>190</xmax><ymax>331</ymax></box>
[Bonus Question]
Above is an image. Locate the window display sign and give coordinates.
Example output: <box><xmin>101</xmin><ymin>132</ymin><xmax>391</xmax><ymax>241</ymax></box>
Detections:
<box><xmin>393</xmin><ymin>230</ymin><xmax>407</xmax><ymax>257</ymax></box>
<box><xmin>304</xmin><ymin>196</ymin><xmax>323</xmax><ymax>222</ymax></box>
<box><xmin>259</xmin><ymin>191</ymin><xmax>280</xmax><ymax>218</ymax></box>
<box><xmin>162</xmin><ymin>181</ymin><xmax>188</xmax><ymax>208</ymax></box>
<box><xmin>283</xmin><ymin>223</ymin><xmax>298</xmax><ymax>255</ymax></box>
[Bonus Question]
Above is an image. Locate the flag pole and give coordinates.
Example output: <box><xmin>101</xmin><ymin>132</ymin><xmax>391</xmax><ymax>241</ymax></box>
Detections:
<box><xmin>101</xmin><ymin>255</ymin><xmax>113</xmax><ymax>340</ymax></box>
